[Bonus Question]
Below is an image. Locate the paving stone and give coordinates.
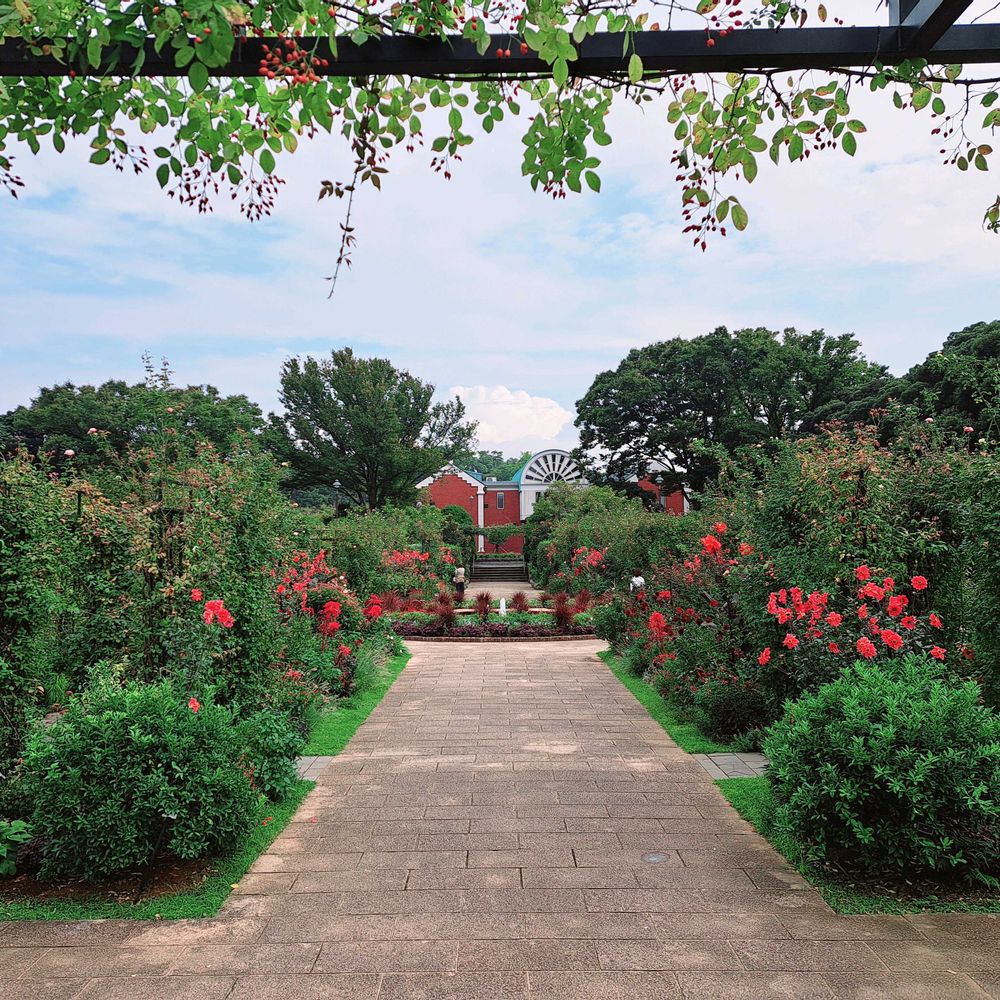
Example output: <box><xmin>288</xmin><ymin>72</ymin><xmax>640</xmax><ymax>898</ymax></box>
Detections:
<box><xmin>868</xmin><ymin>940</ymin><xmax>1000</xmax><ymax>972</ymax></box>
<box><xmin>378</xmin><ymin>972</ymin><xmax>528</xmax><ymax>1000</ymax></box>
<box><xmin>457</xmin><ymin>938</ymin><xmax>600</xmax><ymax>971</ymax></box>
<box><xmin>0</xmin><ymin>980</ymin><xmax>88</xmax><ymax>1000</ymax></box>
<box><xmin>168</xmin><ymin>941</ymin><xmax>320</xmax><ymax>974</ymax></box>
<box><xmin>675</xmin><ymin>971</ymin><xmax>835</xmax><ymax>998</ymax></box>
<box><xmin>731</xmin><ymin>940</ymin><xmax>886</xmax><ymax>972</ymax></box>
<box><xmin>1</xmin><ymin>921</ymin><xmax>136</xmax><ymax>948</ymax></box>
<box><xmin>650</xmin><ymin>913</ymin><xmax>791</xmax><ymax>940</ymax></box>
<box><xmin>823</xmin><ymin>972</ymin><xmax>990</xmax><ymax>998</ymax></box>
<box><xmin>227</xmin><ymin>974</ymin><xmax>381</xmax><ymax>999</ymax></box>
<box><xmin>77</xmin><ymin>976</ymin><xmax>236</xmax><ymax>998</ymax></box>
<box><xmin>406</xmin><ymin>868</ymin><xmax>522</xmax><ymax>890</ymax></box>
<box><xmin>313</xmin><ymin>939</ymin><xmax>459</xmax><ymax>973</ymax></box>
<box><xmin>0</xmin><ymin>948</ymin><xmax>49</xmax><ymax>977</ymax></box>
<box><xmin>597</xmin><ymin>939</ymin><xmax>743</xmax><ymax>971</ymax></box>
<box><xmin>24</xmin><ymin>945</ymin><xmax>182</xmax><ymax>978</ymax></box>
<box><xmin>527</xmin><ymin>970</ymin><xmax>682</xmax><ymax>999</ymax></box>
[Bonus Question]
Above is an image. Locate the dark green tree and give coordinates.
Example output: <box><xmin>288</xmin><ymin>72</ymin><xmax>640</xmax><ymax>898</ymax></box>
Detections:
<box><xmin>266</xmin><ymin>348</ymin><xmax>477</xmax><ymax>509</ymax></box>
<box><xmin>0</xmin><ymin>357</ymin><xmax>263</xmax><ymax>470</ymax></box>
<box><xmin>899</xmin><ymin>320</ymin><xmax>1000</xmax><ymax>438</ymax></box>
<box><xmin>574</xmin><ymin>327</ymin><xmax>886</xmax><ymax>501</ymax></box>
<box><xmin>456</xmin><ymin>449</ymin><xmax>534</xmax><ymax>480</ymax></box>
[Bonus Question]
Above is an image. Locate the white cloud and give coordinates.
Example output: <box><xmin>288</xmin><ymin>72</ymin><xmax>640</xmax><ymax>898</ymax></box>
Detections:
<box><xmin>448</xmin><ymin>384</ymin><xmax>576</xmax><ymax>455</ymax></box>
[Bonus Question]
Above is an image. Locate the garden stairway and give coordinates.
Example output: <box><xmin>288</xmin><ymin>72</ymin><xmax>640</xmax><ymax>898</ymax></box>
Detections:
<box><xmin>471</xmin><ymin>556</ymin><xmax>530</xmax><ymax>584</ymax></box>
<box><xmin>3</xmin><ymin>640</ymin><xmax>999</xmax><ymax>998</ymax></box>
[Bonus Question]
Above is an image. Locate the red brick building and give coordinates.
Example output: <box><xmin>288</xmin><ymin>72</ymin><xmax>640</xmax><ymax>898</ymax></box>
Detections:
<box><xmin>417</xmin><ymin>449</ymin><xmax>686</xmax><ymax>554</ymax></box>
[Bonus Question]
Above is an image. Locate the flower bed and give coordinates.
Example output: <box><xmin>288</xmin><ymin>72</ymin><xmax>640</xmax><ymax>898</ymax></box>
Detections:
<box><xmin>388</xmin><ymin>609</ymin><xmax>595</xmax><ymax>639</ymax></box>
<box><xmin>393</xmin><ymin>621</ymin><xmax>596</xmax><ymax>638</ymax></box>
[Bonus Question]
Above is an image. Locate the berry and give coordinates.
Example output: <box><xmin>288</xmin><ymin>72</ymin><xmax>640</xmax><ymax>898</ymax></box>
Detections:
<box><xmin>706</xmin><ymin>37</ymin><xmax>715</xmax><ymax>46</ymax></box>
<box><xmin>520</xmin><ymin>42</ymin><xmax>528</xmax><ymax>53</ymax></box>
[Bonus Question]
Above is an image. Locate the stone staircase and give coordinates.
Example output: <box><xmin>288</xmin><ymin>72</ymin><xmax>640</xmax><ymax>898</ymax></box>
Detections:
<box><xmin>471</xmin><ymin>556</ymin><xmax>529</xmax><ymax>584</ymax></box>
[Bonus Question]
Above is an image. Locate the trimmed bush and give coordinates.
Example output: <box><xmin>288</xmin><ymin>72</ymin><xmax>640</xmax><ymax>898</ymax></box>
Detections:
<box><xmin>693</xmin><ymin>674</ymin><xmax>767</xmax><ymax>740</ymax></box>
<box><xmin>19</xmin><ymin>682</ymin><xmax>257</xmax><ymax>882</ymax></box>
<box><xmin>764</xmin><ymin>654</ymin><xmax>1000</xmax><ymax>882</ymax></box>
<box><xmin>238</xmin><ymin>710</ymin><xmax>305</xmax><ymax>801</ymax></box>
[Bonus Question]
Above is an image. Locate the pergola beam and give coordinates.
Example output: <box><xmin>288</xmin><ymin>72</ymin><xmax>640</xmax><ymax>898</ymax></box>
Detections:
<box><xmin>1</xmin><ymin>24</ymin><xmax>999</xmax><ymax>79</ymax></box>
<box><xmin>892</xmin><ymin>0</ymin><xmax>975</xmax><ymax>54</ymax></box>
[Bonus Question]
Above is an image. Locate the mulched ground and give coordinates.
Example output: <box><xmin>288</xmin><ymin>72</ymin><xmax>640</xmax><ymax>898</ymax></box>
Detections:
<box><xmin>0</xmin><ymin>852</ymin><xmax>213</xmax><ymax>904</ymax></box>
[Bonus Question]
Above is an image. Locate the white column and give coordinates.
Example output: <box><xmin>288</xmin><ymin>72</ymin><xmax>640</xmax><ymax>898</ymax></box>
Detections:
<box><xmin>477</xmin><ymin>488</ymin><xmax>485</xmax><ymax>552</ymax></box>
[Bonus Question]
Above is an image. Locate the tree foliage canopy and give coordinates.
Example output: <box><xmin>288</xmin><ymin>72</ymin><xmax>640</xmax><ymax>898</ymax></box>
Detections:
<box><xmin>574</xmin><ymin>325</ymin><xmax>886</xmax><ymax>498</ymax></box>
<box><xmin>265</xmin><ymin>347</ymin><xmax>476</xmax><ymax>508</ymax></box>
<box><xmin>0</xmin><ymin>358</ymin><xmax>263</xmax><ymax>469</ymax></box>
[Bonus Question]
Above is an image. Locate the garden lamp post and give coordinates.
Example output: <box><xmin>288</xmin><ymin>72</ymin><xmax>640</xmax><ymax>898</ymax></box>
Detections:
<box><xmin>333</xmin><ymin>480</ymin><xmax>341</xmax><ymax>517</ymax></box>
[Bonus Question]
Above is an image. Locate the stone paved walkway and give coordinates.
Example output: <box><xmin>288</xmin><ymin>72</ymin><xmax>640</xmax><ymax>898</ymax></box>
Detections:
<box><xmin>3</xmin><ymin>640</ymin><xmax>1000</xmax><ymax>999</ymax></box>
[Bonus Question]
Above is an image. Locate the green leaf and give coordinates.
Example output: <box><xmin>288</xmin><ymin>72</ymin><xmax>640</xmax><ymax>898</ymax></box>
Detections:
<box><xmin>731</xmin><ymin>202</ymin><xmax>748</xmax><ymax>231</ymax></box>
<box><xmin>628</xmin><ymin>53</ymin><xmax>643</xmax><ymax>84</ymax></box>
<box><xmin>912</xmin><ymin>86</ymin><xmax>931</xmax><ymax>111</ymax></box>
<box><xmin>585</xmin><ymin>170</ymin><xmax>601</xmax><ymax>192</ymax></box>
<box><xmin>89</xmin><ymin>148</ymin><xmax>111</xmax><ymax>165</ymax></box>
<box><xmin>843</xmin><ymin>131</ymin><xmax>857</xmax><ymax>156</ymax></box>
<box><xmin>259</xmin><ymin>148</ymin><xmax>276</xmax><ymax>174</ymax></box>
<box><xmin>189</xmin><ymin>61</ymin><xmax>209</xmax><ymax>93</ymax></box>
<box><xmin>156</xmin><ymin>163</ymin><xmax>170</xmax><ymax>188</ymax></box>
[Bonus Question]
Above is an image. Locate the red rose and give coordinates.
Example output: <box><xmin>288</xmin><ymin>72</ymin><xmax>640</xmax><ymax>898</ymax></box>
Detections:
<box><xmin>827</xmin><ymin>642</ymin><xmax>840</xmax><ymax>654</ymax></box>
<box><xmin>713</xmin><ymin>522</ymin><xmax>728</xmax><ymax>535</ymax></box>
<box><xmin>188</xmin><ymin>697</ymin><xmax>201</xmax><ymax>713</ymax></box>
<box><xmin>880</xmin><ymin>629</ymin><xmax>903</xmax><ymax>651</ymax></box>
<box><xmin>825</xmin><ymin>612</ymin><xmax>842</xmax><ymax>627</ymax></box>
<box><xmin>782</xmin><ymin>633</ymin><xmax>799</xmax><ymax>650</ymax></box>
<box><xmin>911</xmin><ymin>575</ymin><xmax>928</xmax><ymax>591</ymax></box>
<box><xmin>758</xmin><ymin>647</ymin><xmax>771</xmax><ymax>666</ymax></box>
<box><xmin>855</xmin><ymin>565</ymin><xmax>871</xmax><ymax>582</ymax></box>
<box><xmin>929</xmin><ymin>613</ymin><xmax>943</xmax><ymax>629</ymax></box>
<box><xmin>190</xmin><ymin>588</ymin><xmax>203</xmax><ymax>602</ymax></box>
<box><xmin>856</xmin><ymin>637</ymin><xmax>877</xmax><ymax>660</ymax></box>
<box><xmin>930</xmin><ymin>646</ymin><xmax>946</xmax><ymax>661</ymax></box>
<box><xmin>700</xmin><ymin>535</ymin><xmax>723</xmax><ymax>556</ymax></box>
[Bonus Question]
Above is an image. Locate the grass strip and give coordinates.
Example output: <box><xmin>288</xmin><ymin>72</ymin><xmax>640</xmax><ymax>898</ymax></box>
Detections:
<box><xmin>717</xmin><ymin>776</ymin><xmax>1000</xmax><ymax>915</ymax></box>
<box><xmin>598</xmin><ymin>649</ymin><xmax>732</xmax><ymax>754</ymax></box>
<box><xmin>0</xmin><ymin>779</ymin><xmax>313</xmax><ymax>922</ymax></box>
<box><xmin>304</xmin><ymin>648</ymin><xmax>411</xmax><ymax>754</ymax></box>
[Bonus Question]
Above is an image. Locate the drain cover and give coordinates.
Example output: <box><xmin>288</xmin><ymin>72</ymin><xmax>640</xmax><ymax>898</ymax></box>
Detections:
<box><xmin>641</xmin><ymin>852</ymin><xmax>669</xmax><ymax>864</ymax></box>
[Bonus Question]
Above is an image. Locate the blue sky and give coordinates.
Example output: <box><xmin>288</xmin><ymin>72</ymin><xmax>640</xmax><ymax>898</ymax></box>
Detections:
<box><xmin>1</xmin><ymin>80</ymin><xmax>997</xmax><ymax>454</ymax></box>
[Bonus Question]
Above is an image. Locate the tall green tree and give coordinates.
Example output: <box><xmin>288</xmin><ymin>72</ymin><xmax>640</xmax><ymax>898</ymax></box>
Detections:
<box><xmin>266</xmin><ymin>349</ymin><xmax>476</xmax><ymax>509</ymax></box>
<box><xmin>457</xmin><ymin>449</ymin><xmax>534</xmax><ymax>480</ymax></box>
<box><xmin>574</xmin><ymin>327</ymin><xmax>886</xmax><ymax>501</ymax></box>
<box><xmin>0</xmin><ymin>358</ymin><xmax>263</xmax><ymax>470</ymax></box>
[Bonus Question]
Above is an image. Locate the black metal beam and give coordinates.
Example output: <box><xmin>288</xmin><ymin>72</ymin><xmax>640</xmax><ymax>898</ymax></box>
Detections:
<box><xmin>897</xmin><ymin>0</ymin><xmax>974</xmax><ymax>53</ymax></box>
<box><xmin>1</xmin><ymin>24</ymin><xmax>999</xmax><ymax>79</ymax></box>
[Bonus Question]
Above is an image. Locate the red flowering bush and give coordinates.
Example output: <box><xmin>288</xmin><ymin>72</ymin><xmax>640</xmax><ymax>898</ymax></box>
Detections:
<box><xmin>755</xmin><ymin>568</ymin><xmax>958</xmax><ymax>705</ymax></box>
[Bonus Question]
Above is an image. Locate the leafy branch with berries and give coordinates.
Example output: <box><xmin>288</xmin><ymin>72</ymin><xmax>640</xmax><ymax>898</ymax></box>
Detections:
<box><xmin>1</xmin><ymin>0</ymin><xmax>998</xmax><ymax>271</ymax></box>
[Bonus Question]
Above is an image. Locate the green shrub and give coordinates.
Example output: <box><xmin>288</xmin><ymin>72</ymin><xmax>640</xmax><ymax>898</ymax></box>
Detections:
<box><xmin>0</xmin><ymin>818</ymin><xmax>32</xmax><ymax>876</ymax></box>
<box><xmin>20</xmin><ymin>682</ymin><xmax>257</xmax><ymax>882</ymax></box>
<box><xmin>764</xmin><ymin>654</ymin><xmax>1000</xmax><ymax>882</ymax></box>
<box><xmin>592</xmin><ymin>597</ymin><xmax>629</xmax><ymax>648</ymax></box>
<box><xmin>237</xmin><ymin>710</ymin><xmax>305</xmax><ymax>801</ymax></box>
<box><xmin>693</xmin><ymin>674</ymin><xmax>768</xmax><ymax>740</ymax></box>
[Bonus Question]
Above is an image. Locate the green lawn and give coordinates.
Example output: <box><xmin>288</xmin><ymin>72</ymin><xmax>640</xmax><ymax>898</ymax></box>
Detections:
<box><xmin>717</xmin><ymin>776</ymin><xmax>1000</xmax><ymax>915</ymax></box>
<box><xmin>0</xmin><ymin>779</ymin><xmax>313</xmax><ymax>922</ymax></box>
<box><xmin>304</xmin><ymin>649</ymin><xmax>411</xmax><ymax>754</ymax></box>
<box><xmin>598</xmin><ymin>650</ymin><xmax>732</xmax><ymax>754</ymax></box>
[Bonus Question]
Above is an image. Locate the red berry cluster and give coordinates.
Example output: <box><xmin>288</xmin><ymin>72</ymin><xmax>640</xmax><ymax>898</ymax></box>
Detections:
<box><xmin>258</xmin><ymin>36</ymin><xmax>329</xmax><ymax>83</ymax></box>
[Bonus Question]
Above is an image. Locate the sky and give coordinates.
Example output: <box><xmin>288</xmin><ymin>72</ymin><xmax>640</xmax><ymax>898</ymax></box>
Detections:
<box><xmin>1</xmin><ymin>16</ymin><xmax>998</xmax><ymax>456</ymax></box>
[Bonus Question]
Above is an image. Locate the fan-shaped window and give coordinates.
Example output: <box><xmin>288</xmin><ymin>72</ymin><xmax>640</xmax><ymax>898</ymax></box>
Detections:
<box><xmin>520</xmin><ymin>450</ymin><xmax>583</xmax><ymax>485</ymax></box>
